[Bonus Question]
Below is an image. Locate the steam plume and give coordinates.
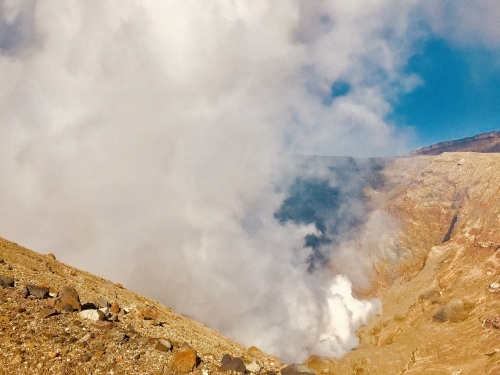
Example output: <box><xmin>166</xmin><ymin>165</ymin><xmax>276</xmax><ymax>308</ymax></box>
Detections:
<box><xmin>0</xmin><ymin>0</ymin><xmax>497</xmax><ymax>362</ymax></box>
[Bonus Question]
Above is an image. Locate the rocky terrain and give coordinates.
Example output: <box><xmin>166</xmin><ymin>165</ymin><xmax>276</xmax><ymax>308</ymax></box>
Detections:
<box><xmin>3</xmin><ymin>140</ymin><xmax>500</xmax><ymax>374</ymax></box>
<box><xmin>0</xmin><ymin>238</ymin><xmax>285</xmax><ymax>375</ymax></box>
<box><xmin>308</xmin><ymin>151</ymin><xmax>500</xmax><ymax>374</ymax></box>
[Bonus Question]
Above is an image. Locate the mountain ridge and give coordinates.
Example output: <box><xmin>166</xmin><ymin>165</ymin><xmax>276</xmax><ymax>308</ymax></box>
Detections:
<box><xmin>409</xmin><ymin>130</ymin><xmax>500</xmax><ymax>156</ymax></box>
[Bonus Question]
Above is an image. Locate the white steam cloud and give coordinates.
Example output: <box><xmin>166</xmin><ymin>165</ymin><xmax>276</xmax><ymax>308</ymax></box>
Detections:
<box><xmin>0</xmin><ymin>0</ymin><xmax>497</xmax><ymax>362</ymax></box>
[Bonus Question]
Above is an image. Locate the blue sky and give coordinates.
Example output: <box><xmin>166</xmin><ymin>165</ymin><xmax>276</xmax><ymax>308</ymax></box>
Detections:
<box><xmin>389</xmin><ymin>38</ymin><xmax>500</xmax><ymax>149</ymax></box>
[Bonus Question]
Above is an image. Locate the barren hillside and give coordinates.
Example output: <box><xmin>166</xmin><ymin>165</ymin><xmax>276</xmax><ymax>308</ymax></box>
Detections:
<box><xmin>0</xmin><ymin>238</ymin><xmax>282</xmax><ymax>375</ymax></box>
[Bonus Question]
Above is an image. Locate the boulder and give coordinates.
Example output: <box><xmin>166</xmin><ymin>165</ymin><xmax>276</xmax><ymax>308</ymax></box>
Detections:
<box><xmin>24</xmin><ymin>285</ymin><xmax>50</xmax><ymax>299</ymax></box>
<box><xmin>220</xmin><ymin>354</ymin><xmax>246</xmax><ymax>373</ymax></box>
<box><xmin>171</xmin><ymin>344</ymin><xmax>197</xmax><ymax>373</ymax></box>
<box><xmin>281</xmin><ymin>364</ymin><xmax>316</xmax><ymax>375</ymax></box>
<box><xmin>55</xmin><ymin>286</ymin><xmax>81</xmax><ymax>312</ymax></box>
<box><xmin>79</xmin><ymin>309</ymin><xmax>106</xmax><ymax>321</ymax></box>
<box><xmin>0</xmin><ymin>275</ymin><xmax>14</xmax><ymax>288</ymax></box>
<box><xmin>247</xmin><ymin>346</ymin><xmax>264</xmax><ymax>357</ymax></box>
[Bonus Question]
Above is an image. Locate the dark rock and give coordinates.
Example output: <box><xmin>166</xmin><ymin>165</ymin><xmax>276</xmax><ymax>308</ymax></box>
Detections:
<box><xmin>155</xmin><ymin>342</ymin><xmax>170</xmax><ymax>352</ymax></box>
<box><xmin>221</xmin><ymin>354</ymin><xmax>232</xmax><ymax>365</ymax></box>
<box><xmin>56</xmin><ymin>286</ymin><xmax>81</xmax><ymax>311</ymax></box>
<box><xmin>81</xmin><ymin>302</ymin><xmax>98</xmax><ymax>310</ymax></box>
<box><xmin>0</xmin><ymin>275</ymin><xmax>14</xmax><ymax>288</ymax></box>
<box><xmin>25</xmin><ymin>285</ymin><xmax>50</xmax><ymax>299</ymax></box>
<box><xmin>38</xmin><ymin>308</ymin><xmax>58</xmax><ymax>319</ymax></box>
<box><xmin>281</xmin><ymin>364</ymin><xmax>316</xmax><ymax>375</ymax></box>
<box><xmin>220</xmin><ymin>354</ymin><xmax>246</xmax><ymax>373</ymax></box>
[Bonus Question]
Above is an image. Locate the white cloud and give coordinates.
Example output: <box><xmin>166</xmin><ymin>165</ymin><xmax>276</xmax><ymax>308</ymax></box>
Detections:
<box><xmin>0</xmin><ymin>0</ymin><xmax>491</xmax><ymax>362</ymax></box>
<box><xmin>422</xmin><ymin>0</ymin><xmax>500</xmax><ymax>48</ymax></box>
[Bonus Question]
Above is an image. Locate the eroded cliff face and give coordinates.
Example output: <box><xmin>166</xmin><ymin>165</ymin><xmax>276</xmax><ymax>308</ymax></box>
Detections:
<box><xmin>309</xmin><ymin>152</ymin><xmax>500</xmax><ymax>374</ymax></box>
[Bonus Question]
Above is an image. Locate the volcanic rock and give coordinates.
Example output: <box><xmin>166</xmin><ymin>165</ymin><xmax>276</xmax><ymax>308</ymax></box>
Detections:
<box><xmin>38</xmin><ymin>308</ymin><xmax>57</xmax><ymax>319</ymax></box>
<box><xmin>24</xmin><ymin>284</ymin><xmax>50</xmax><ymax>299</ymax></box>
<box><xmin>171</xmin><ymin>344</ymin><xmax>198</xmax><ymax>373</ymax></box>
<box><xmin>155</xmin><ymin>341</ymin><xmax>171</xmax><ymax>352</ymax></box>
<box><xmin>0</xmin><ymin>275</ymin><xmax>14</xmax><ymax>288</ymax></box>
<box><xmin>220</xmin><ymin>354</ymin><xmax>246</xmax><ymax>373</ymax></box>
<box><xmin>137</xmin><ymin>307</ymin><xmax>159</xmax><ymax>320</ymax></box>
<box><xmin>55</xmin><ymin>286</ymin><xmax>81</xmax><ymax>312</ymax></box>
<box><xmin>155</xmin><ymin>338</ymin><xmax>172</xmax><ymax>352</ymax></box>
<box><xmin>281</xmin><ymin>364</ymin><xmax>316</xmax><ymax>375</ymax></box>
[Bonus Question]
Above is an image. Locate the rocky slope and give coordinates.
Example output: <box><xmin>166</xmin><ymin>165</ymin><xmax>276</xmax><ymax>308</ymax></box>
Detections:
<box><xmin>0</xmin><ymin>238</ymin><xmax>283</xmax><ymax>375</ymax></box>
<box><xmin>308</xmin><ymin>152</ymin><xmax>500</xmax><ymax>374</ymax></box>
